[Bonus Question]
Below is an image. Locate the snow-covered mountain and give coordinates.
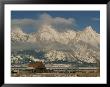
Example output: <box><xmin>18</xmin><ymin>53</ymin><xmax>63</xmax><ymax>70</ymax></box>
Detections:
<box><xmin>11</xmin><ymin>25</ymin><xmax>100</xmax><ymax>65</ymax></box>
<box><xmin>11</xmin><ymin>25</ymin><xmax>99</xmax><ymax>46</ymax></box>
<box><xmin>11</xmin><ymin>27</ymin><xmax>29</xmax><ymax>42</ymax></box>
<box><xmin>75</xmin><ymin>26</ymin><xmax>100</xmax><ymax>47</ymax></box>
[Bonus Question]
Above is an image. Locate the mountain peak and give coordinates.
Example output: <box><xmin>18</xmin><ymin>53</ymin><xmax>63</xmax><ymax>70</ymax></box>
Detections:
<box><xmin>12</xmin><ymin>27</ymin><xmax>25</xmax><ymax>35</ymax></box>
<box><xmin>84</xmin><ymin>26</ymin><xmax>95</xmax><ymax>33</ymax></box>
<box><xmin>86</xmin><ymin>26</ymin><xmax>93</xmax><ymax>29</ymax></box>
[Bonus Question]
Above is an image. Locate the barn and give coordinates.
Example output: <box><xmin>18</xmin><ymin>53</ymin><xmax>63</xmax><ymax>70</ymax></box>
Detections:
<box><xmin>28</xmin><ymin>61</ymin><xmax>46</xmax><ymax>72</ymax></box>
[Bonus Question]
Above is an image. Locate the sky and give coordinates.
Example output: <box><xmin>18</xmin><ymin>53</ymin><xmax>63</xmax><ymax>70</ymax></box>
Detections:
<box><xmin>11</xmin><ymin>11</ymin><xmax>100</xmax><ymax>33</ymax></box>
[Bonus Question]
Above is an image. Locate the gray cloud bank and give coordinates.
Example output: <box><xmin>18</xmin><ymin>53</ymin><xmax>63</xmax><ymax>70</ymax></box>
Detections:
<box><xmin>12</xmin><ymin>13</ymin><xmax>76</xmax><ymax>33</ymax></box>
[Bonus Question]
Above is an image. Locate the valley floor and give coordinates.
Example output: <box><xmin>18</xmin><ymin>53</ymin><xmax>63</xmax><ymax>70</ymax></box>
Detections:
<box><xmin>11</xmin><ymin>69</ymin><xmax>100</xmax><ymax>77</ymax></box>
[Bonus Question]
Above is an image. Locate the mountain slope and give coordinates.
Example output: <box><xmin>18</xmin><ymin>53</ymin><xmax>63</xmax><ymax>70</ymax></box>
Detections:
<box><xmin>11</xmin><ymin>25</ymin><xmax>100</xmax><ymax>66</ymax></box>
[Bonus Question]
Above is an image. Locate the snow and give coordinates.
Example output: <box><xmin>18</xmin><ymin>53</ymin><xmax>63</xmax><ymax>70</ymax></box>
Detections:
<box><xmin>11</xmin><ymin>25</ymin><xmax>100</xmax><ymax>65</ymax></box>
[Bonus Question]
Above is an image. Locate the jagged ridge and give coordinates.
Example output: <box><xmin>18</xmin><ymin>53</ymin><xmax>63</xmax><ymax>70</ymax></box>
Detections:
<box><xmin>11</xmin><ymin>25</ymin><xmax>100</xmax><ymax>65</ymax></box>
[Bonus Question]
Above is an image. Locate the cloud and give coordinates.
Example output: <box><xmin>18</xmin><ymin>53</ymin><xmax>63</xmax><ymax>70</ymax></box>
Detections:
<box><xmin>38</xmin><ymin>13</ymin><xmax>75</xmax><ymax>26</ymax></box>
<box><xmin>11</xmin><ymin>13</ymin><xmax>76</xmax><ymax>32</ymax></box>
<box><xmin>11</xmin><ymin>19</ymin><xmax>36</xmax><ymax>28</ymax></box>
<box><xmin>91</xmin><ymin>17</ymin><xmax>100</xmax><ymax>21</ymax></box>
